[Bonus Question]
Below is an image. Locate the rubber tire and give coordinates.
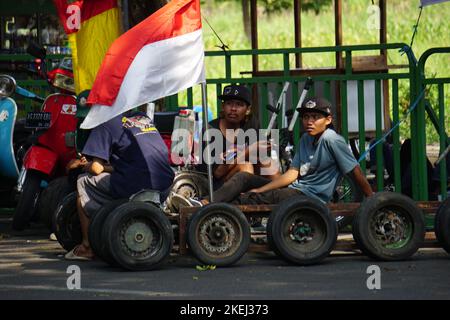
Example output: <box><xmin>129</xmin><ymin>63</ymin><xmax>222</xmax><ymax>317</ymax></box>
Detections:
<box><xmin>332</xmin><ymin>173</ymin><xmax>364</xmax><ymax>230</ymax></box>
<box><xmin>88</xmin><ymin>199</ymin><xmax>127</xmax><ymax>265</ymax></box>
<box><xmin>267</xmin><ymin>196</ymin><xmax>338</xmax><ymax>265</ymax></box>
<box><xmin>102</xmin><ymin>202</ymin><xmax>173</xmax><ymax>271</ymax></box>
<box><xmin>187</xmin><ymin>203</ymin><xmax>250</xmax><ymax>267</ymax></box>
<box><xmin>12</xmin><ymin>170</ymin><xmax>43</xmax><ymax>231</ymax></box>
<box><xmin>38</xmin><ymin>176</ymin><xmax>74</xmax><ymax>231</ymax></box>
<box><xmin>352</xmin><ymin>192</ymin><xmax>425</xmax><ymax>261</ymax></box>
<box><xmin>434</xmin><ymin>197</ymin><xmax>450</xmax><ymax>254</ymax></box>
<box><xmin>53</xmin><ymin>192</ymin><xmax>82</xmax><ymax>252</ymax></box>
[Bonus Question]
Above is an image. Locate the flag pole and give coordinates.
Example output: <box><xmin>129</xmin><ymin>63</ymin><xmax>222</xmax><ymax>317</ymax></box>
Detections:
<box><xmin>201</xmin><ymin>82</ymin><xmax>214</xmax><ymax>202</ymax></box>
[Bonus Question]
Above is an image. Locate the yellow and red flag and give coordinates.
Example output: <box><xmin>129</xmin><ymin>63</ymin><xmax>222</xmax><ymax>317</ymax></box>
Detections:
<box><xmin>53</xmin><ymin>0</ymin><xmax>122</xmax><ymax>94</ymax></box>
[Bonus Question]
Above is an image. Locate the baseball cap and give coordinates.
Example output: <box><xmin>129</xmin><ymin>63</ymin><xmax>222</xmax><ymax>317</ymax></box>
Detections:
<box><xmin>298</xmin><ymin>97</ymin><xmax>333</xmax><ymax>117</ymax></box>
<box><xmin>218</xmin><ymin>84</ymin><xmax>251</xmax><ymax>106</ymax></box>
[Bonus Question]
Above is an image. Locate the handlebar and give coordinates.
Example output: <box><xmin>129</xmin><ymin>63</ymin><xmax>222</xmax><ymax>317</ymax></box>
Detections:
<box><xmin>265</xmin><ymin>81</ymin><xmax>290</xmax><ymax>138</ymax></box>
<box><xmin>288</xmin><ymin>77</ymin><xmax>313</xmax><ymax>132</ymax></box>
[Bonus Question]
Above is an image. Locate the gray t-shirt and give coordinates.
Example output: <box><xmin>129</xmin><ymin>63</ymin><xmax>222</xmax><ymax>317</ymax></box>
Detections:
<box><xmin>289</xmin><ymin>129</ymin><xmax>358</xmax><ymax>203</ymax></box>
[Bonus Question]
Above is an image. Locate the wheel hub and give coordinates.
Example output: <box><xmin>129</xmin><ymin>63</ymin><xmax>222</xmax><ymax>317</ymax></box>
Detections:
<box><xmin>199</xmin><ymin>215</ymin><xmax>237</xmax><ymax>254</ymax></box>
<box><xmin>210</xmin><ymin>226</ymin><xmax>225</xmax><ymax>241</ymax></box>
<box><xmin>289</xmin><ymin>220</ymin><xmax>314</xmax><ymax>243</ymax></box>
<box><xmin>177</xmin><ymin>183</ymin><xmax>197</xmax><ymax>198</ymax></box>
<box><xmin>121</xmin><ymin>219</ymin><xmax>159</xmax><ymax>256</ymax></box>
<box><xmin>373</xmin><ymin>209</ymin><xmax>407</xmax><ymax>244</ymax></box>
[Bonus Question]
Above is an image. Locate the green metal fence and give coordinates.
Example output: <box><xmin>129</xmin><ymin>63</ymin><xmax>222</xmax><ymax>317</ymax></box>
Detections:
<box><xmin>1</xmin><ymin>44</ymin><xmax>448</xmax><ymax>201</ymax></box>
<box><xmin>200</xmin><ymin>43</ymin><xmax>416</xmax><ymax>196</ymax></box>
<box><xmin>416</xmin><ymin>47</ymin><xmax>450</xmax><ymax>201</ymax></box>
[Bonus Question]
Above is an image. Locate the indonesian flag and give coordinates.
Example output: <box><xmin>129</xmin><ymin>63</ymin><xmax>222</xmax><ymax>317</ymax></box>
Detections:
<box><xmin>80</xmin><ymin>0</ymin><xmax>205</xmax><ymax>129</ymax></box>
<box><xmin>53</xmin><ymin>0</ymin><xmax>122</xmax><ymax>94</ymax></box>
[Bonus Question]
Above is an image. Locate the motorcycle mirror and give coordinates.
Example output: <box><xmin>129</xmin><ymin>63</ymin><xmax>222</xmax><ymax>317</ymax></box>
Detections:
<box><xmin>0</xmin><ymin>75</ymin><xmax>16</xmax><ymax>98</ymax></box>
<box><xmin>26</xmin><ymin>41</ymin><xmax>46</xmax><ymax>59</ymax></box>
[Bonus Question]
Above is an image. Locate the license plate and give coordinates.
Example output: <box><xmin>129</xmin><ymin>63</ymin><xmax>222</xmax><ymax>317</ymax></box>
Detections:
<box><xmin>25</xmin><ymin>112</ymin><xmax>51</xmax><ymax>128</ymax></box>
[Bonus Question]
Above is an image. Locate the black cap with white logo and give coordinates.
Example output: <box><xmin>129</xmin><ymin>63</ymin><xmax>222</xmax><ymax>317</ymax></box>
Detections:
<box><xmin>218</xmin><ymin>84</ymin><xmax>251</xmax><ymax>106</ymax></box>
<box><xmin>299</xmin><ymin>97</ymin><xmax>332</xmax><ymax>117</ymax></box>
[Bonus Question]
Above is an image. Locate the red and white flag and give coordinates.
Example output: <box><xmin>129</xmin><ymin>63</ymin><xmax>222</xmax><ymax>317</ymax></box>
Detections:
<box><xmin>81</xmin><ymin>0</ymin><xmax>205</xmax><ymax>129</ymax></box>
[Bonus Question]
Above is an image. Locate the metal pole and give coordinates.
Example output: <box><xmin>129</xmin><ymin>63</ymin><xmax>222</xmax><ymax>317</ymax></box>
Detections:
<box><xmin>122</xmin><ymin>0</ymin><xmax>130</xmax><ymax>32</ymax></box>
<box><xmin>294</xmin><ymin>0</ymin><xmax>302</xmax><ymax>68</ymax></box>
<box><xmin>201</xmin><ymin>82</ymin><xmax>214</xmax><ymax>202</ymax></box>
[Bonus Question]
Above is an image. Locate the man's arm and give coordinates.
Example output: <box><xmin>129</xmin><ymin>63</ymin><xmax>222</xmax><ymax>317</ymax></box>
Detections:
<box><xmin>249</xmin><ymin>168</ymin><xmax>299</xmax><ymax>193</ymax></box>
<box><xmin>84</xmin><ymin>157</ymin><xmax>114</xmax><ymax>176</ymax></box>
<box><xmin>349</xmin><ymin>165</ymin><xmax>374</xmax><ymax>197</ymax></box>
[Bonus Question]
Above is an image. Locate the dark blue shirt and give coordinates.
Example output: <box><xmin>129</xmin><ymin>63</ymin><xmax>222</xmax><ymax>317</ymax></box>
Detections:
<box><xmin>82</xmin><ymin>112</ymin><xmax>174</xmax><ymax>198</ymax></box>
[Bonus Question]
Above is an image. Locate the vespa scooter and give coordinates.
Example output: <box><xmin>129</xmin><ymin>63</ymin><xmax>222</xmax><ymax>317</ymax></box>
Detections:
<box><xmin>0</xmin><ymin>75</ymin><xmax>44</xmax><ymax>206</ymax></box>
<box><xmin>12</xmin><ymin>44</ymin><xmax>78</xmax><ymax>231</ymax></box>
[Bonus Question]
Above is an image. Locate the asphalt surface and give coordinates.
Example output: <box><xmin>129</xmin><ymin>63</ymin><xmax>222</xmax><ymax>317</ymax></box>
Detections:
<box><xmin>1</xmin><ymin>214</ymin><xmax>450</xmax><ymax>301</ymax></box>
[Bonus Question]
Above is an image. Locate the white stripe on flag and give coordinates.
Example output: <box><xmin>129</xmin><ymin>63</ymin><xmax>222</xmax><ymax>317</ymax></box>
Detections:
<box><xmin>81</xmin><ymin>29</ymin><xmax>205</xmax><ymax>129</ymax></box>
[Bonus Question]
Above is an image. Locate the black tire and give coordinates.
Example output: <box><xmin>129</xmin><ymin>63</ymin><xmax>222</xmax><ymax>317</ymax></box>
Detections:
<box><xmin>89</xmin><ymin>199</ymin><xmax>128</xmax><ymax>265</ymax></box>
<box><xmin>434</xmin><ymin>197</ymin><xmax>450</xmax><ymax>254</ymax></box>
<box><xmin>38</xmin><ymin>176</ymin><xmax>74</xmax><ymax>231</ymax></box>
<box><xmin>187</xmin><ymin>203</ymin><xmax>250</xmax><ymax>267</ymax></box>
<box><xmin>352</xmin><ymin>192</ymin><xmax>425</xmax><ymax>261</ymax></box>
<box><xmin>102</xmin><ymin>202</ymin><xmax>173</xmax><ymax>271</ymax></box>
<box><xmin>53</xmin><ymin>192</ymin><xmax>82</xmax><ymax>252</ymax></box>
<box><xmin>12</xmin><ymin>170</ymin><xmax>44</xmax><ymax>231</ymax></box>
<box><xmin>332</xmin><ymin>174</ymin><xmax>364</xmax><ymax>230</ymax></box>
<box><xmin>267</xmin><ymin>196</ymin><xmax>337</xmax><ymax>265</ymax></box>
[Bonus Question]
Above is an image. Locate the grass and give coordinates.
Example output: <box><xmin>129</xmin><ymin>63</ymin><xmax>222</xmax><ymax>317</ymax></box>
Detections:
<box><xmin>180</xmin><ymin>0</ymin><xmax>450</xmax><ymax>144</ymax></box>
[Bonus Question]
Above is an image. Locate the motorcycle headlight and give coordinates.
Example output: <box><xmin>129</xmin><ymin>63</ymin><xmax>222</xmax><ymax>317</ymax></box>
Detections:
<box><xmin>0</xmin><ymin>75</ymin><xmax>16</xmax><ymax>98</ymax></box>
<box><xmin>53</xmin><ymin>73</ymin><xmax>75</xmax><ymax>93</ymax></box>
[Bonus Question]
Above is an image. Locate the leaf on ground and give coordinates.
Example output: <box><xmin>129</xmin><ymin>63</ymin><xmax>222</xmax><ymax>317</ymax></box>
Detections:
<box><xmin>196</xmin><ymin>265</ymin><xmax>216</xmax><ymax>271</ymax></box>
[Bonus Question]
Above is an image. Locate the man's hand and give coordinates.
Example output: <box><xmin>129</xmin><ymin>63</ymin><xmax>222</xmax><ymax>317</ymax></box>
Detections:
<box><xmin>248</xmin><ymin>140</ymin><xmax>271</xmax><ymax>158</ymax></box>
<box><xmin>65</xmin><ymin>156</ymin><xmax>88</xmax><ymax>174</ymax></box>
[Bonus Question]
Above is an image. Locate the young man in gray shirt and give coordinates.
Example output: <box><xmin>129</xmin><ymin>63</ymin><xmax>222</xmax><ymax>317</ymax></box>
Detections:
<box><xmin>227</xmin><ymin>96</ymin><xmax>373</xmax><ymax>205</ymax></box>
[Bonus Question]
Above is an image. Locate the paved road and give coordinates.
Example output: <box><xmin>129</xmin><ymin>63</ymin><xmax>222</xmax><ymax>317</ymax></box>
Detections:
<box><xmin>1</xmin><ymin>215</ymin><xmax>450</xmax><ymax>300</ymax></box>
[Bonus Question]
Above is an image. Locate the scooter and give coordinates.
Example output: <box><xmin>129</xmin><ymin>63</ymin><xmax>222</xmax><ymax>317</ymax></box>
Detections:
<box><xmin>0</xmin><ymin>75</ymin><xmax>44</xmax><ymax>206</ymax></box>
<box><xmin>11</xmin><ymin>43</ymin><xmax>78</xmax><ymax>231</ymax></box>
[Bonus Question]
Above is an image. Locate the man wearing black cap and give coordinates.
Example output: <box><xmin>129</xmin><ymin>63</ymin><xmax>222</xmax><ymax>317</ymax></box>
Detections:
<box><xmin>207</xmin><ymin>84</ymin><xmax>279</xmax><ymax>182</ymax></box>
<box><xmin>171</xmin><ymin>84</ymin><xmax>281</xmax><ymax>209</ymax></box>
<box><xmin>228</xmin><ymin>96</ymin><xmax>374</xmax><ymax>205</ymax></box>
